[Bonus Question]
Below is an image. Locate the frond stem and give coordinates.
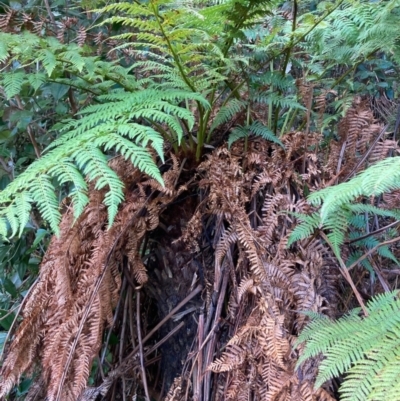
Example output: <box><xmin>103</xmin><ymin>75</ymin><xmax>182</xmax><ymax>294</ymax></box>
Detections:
<box><xmin>320</xmin><ymin>231</ymin><xmax>368</xmax><ymax>315</ymax></box>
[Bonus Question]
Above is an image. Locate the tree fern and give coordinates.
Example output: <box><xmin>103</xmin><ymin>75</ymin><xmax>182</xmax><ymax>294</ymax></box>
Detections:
<box><xmin>96</xmin><ymin>0</ymin><xmax>278</xmax><ymax>158</ymax></box>
<box><xmin>296</xmin><ymin>291</ymin><xmax>400</xmax><ymax>401</ymax></box>
<box><xmin>0</xmin><ymin>0</ymin><xmax>280</xmax><ymax>239</ymax></box>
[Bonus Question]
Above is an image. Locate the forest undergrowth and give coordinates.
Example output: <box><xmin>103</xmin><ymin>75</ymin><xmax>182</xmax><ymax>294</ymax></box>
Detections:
<box><xmin>2</xmin><ymin>99</ymin><xmax>399</xmax><ymax>400</ymax></box>
<box><xmin>1</xmin><ymin>0</ymin><xmax>400</xmax><ymax>399</ymax></box>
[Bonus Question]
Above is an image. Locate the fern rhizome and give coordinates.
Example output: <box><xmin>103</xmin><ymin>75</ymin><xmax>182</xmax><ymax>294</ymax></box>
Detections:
<box><xmin>1</xmin><ymin>0</ymin><xmax>400</xmax><ymax>400</ymax></box>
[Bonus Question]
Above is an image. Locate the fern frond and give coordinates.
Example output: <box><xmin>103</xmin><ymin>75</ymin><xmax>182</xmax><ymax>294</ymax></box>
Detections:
<box><xmin>210</xmin><ymin>99</ymin><xmax>247</xmax><ymax>132</ymax></box>
<box><xmin>0</xmin><ymin>77</ymin><xmax>205</xmax><ymax>236</ymax></box>
<box><xmin>30</xmin><ymin>175</ymin><xmax>61</xmax><ymax>234</ymax></box>
<box><xmin>287</xmin><ymin>212</ymin><xmax>321</xmax><ymax>246</ymax></box>
<box><xmin>48</xmin><ymin>161</ymin><xmax>89</xmax><ymax>219</ymax></box>
<box><xmin>14</xmin><ymin>193</ymin><xmax>33</xmax><ymax>237</ymax></box>
<box><xmin>0</xmin><ymin>41</ymin><xmax>9</xmax><ymax>62</ymax></box>
<box><xmin>38</xmin><ymin>49</ymin><xmax>57</xmax><ymax>76</ymax></box>
<box><xmin>228</xmin><ymin>125</ymin><xmax>249</xmax><ymax>148</ymax></box>
<box><xmin>324</xmin><ymin>208</ymin><xmax>351</xmax><ymax>257</ymax></box>
<box><xmin>27</xmin><ymin>73</ymin><xmax>46</xmax><ymax>91</ymax></box>
<box><xmin>74</xmin><ymin>148</ymin><xmax>124</xmax><ymax>226</ymax></box>
<box><xmin>249</xmin><ymin>121</ymin><xmax>284</xmax><ymax>147</ymax></box>
<box><xmin>3</xmin><ymin>72</ymin><xmax>24</xmax><ymax>99</ymax></box>
<box><xmin>95</xmin><ymin>133</ymin><xmax>163</xmax><ymax>182</ymax></box>
<box><xmin>228</xmin><ymin>121</ymin><xmax>283</xmax><ymax>148</ymax></box>
<box><xmin>309</xmin><ymin>157</ymin><xmax>400</xmax><ymax>223</ymax></box>
<box><xmin>297</xmin><ymin>291</ymin><xmax>400</xmax><ymax>401</ymax></box>
<box><xmin>347</xmin><ymin>203</ymin><xmax>400</xmax><ymax>220</ymax></box>
<box><xmin>377</xmin><ymin>245</ymin><xmax>400</xmax><ymax>265</ymax></box>
<box><xmin>255</xmin><ymin>93</ymin><xmax>306</xmax><ymax>111</ymax></box>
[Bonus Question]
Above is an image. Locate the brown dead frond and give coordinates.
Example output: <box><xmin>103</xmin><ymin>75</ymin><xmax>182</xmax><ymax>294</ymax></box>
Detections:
<box><xmin>0</xmin><ymin>156</ymin><xmax>185</xmax><ymax>400</ymax></box>
<box><xmin>325</xmin><ymin>97</ymin><xmax>394</xmax><ymax>181</ymax></box>
<box><xmin>175</xmin><ymin>140</ymin><xmax>339</xmax><ymax>400</ymax></box>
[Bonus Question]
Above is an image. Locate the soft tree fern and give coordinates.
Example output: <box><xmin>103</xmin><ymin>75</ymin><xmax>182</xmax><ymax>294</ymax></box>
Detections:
<box><xmin>0</xmin><ymin>0</ymin><xmax>283</xmax><ymax>239</ymax></box>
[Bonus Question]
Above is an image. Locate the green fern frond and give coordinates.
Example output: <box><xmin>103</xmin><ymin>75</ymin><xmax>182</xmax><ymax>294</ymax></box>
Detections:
<box><xmin>211</xmin><ymin>99</ymin><xmax>247</xmax><ymax>132</ymax></box>
<box><xmin>6</xmin><ymin>205</ymin><xmax>20</xmax><ymax>239</ymax></box>
<box><xmin>249</xmin><ymin>121</ymin><xmax>284</xmax><ymax>147</ymax></box>
<box><xmin>308</xmin><ymin>157</ymin><xmax>400</xmax><ymax>223</ymax></box>
<box><xmin>0</xmin><ymin>75</ymin><xmax>205</xmax><ymax>236</ymax></box>
<box><xmin>31</xmin><ymin>176</ymin><xmax>61</xmax><ymax>234</ymax></box>
<box><xmin>228</xmin><ymin>121</ymin><xmax>284</xmax><ymax>148</ymax></box>
<box><xmin>59</xmin><ymin>49</ymin><xmax>86</xmax><ymax>73</ymax></box>
<box><xmin>254</xmin><ymin>92</ymin><xmax>306</xmax><ymax>111</ymax></box>
<box><xmin>347</xmin><ymin>203</ymin><xmax>400</xmax><ymax>220</ymax></box>
<box><xmin>324</xmin><ymin>208</ymin><xmax>351</xmax><ymax>257</ymax></box>
<box><xmin>0</xmin><ymin>218</ymin><xmax>7</xmax><ymax>239</ymax></box>
<box><xmin>95</xmin><ymin>133</ymin><xmax>163</xmax><ymax>181</ymax></box>
<box><xmin>297</xmin><ymin>291</ymin><xmax>400</xmax><ymax>401</ymax></box>
<box><xmin>0</xmin><ymin>41</ymin><xmax>9</xmax><ymax>62</ymax></box>
<box><xmin>3</xmin><ymin>72</ymin><xmax>24</xmax><ymax>99</ymax></box>
<box><xmin>74</xmin><ymin>148</ymin><xmax>124</xmax><ymax>226</ymax></box>
<box><xmin>228</xmin><ymin>125</ymin><xmax>248</xmax><ymax>148</ymax></box>
<box><xmin>38</xmin><ymin>49</ymin><xmax>57</xmax><ymax>76</ymax></box>
<box><xmin>251</xmin><ymin>71</ymin><xmax>294</xmax><ymax>91</ymax></box>
<box><xmin>287</xmin><ymin>212</ymin><xmax>321</xmax><ymax>246</ymax></box>
<box><xmin>27</xmin><ymin>73</ymin><xmax>47</xmax><ymax>92</ymax></box>
<box><xmin>377</xmin><ymin>245</ymin><xmax>400</xmax><ymax>265</ymax></box>
<box><xmin>48</xmin><ymin>161</ymin><xmax>89</xmax><ymax>220</ymax></box>
<box><xmin>347</xmin><ymin>214</ymin><xmax>366</xmax><ymax>229</ymax></box>
<box><xmin>14</xmin><ymin>193</ymin><xmax>33</xmax><ymax>238</ymax></box>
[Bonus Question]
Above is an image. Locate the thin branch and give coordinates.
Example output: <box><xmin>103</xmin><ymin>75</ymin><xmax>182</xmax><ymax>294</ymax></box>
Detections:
<box><xmin>320</xmin><ymin>232</ymin><xmax>368</xmax><ymax>315</ymax></box>
<box><xmin>347</xmin><ymin>235</ymin><xmax>400</xmax><ymax>272</ymax></box>
<box><xmin>27</xmin><ymin>126</ymin><xmax>41</xmax><ymax>158</ymax></box>
<box><xmin>0</xmin><ymin>156</ymin><xmax>12</xmax><ymax>173</ymax></box>
<box><xmin>136</xmin><ymin>291</ymin><xmax>150</xmax><ymax>401</ymax></box>
<box><xmin>43</xmin><ymin>0</ymin><xmax>55</xmax><ymax>25</ymax></box>
<box><xmin>347</xmin><ymin>220</ymin><xmax>400</xmax><ymax>244</ymax></box>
